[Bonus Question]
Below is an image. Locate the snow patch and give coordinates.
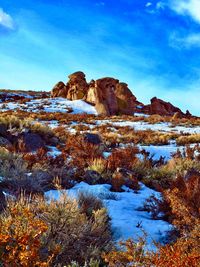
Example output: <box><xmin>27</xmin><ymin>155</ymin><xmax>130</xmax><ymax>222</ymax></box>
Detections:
<box><xmin>45</xmin><ymin>182</ymin><xmax>171</xmax><ymax>250</ymax></box>
<box><xmin>0</xmin><ymin>97</ymin><xmax>97</xmax><ymax>115</ymax></box>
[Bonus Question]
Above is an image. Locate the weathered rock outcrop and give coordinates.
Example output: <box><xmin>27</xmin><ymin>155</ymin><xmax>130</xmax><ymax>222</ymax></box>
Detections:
<box><xmin>144</xmin><ymin>97</ymin><xmax>184</xmax><ymax>116</ymax></box>
<box><xmin>51</xmin><ymin>71</ymin><xmax>140</xmax><ymax>116</ymax></box>
<box><xmin>51</xmin><ymin>71</ymin><xmax>191</xmax><ymax>117</ymax></box>
<box><xmin>94</xmin><ymin>77</ymin><xmax>119</xmax><ymax>115</ymax></box>
<box><xmin>51</xmin><ymin>72</ymin><xmax>89</xmax><ymax>100</ymax></box>
<box><xmin>51</xmin><ymin>82</ymin><xmax>68</xmax><ymax>98</ymax></box>
<box><xmin>115</xmin><ymin>82</ymin><xmax>139</xmax><ymax>115</ymax></box>
<box><xmin>66</xmin><ymin>71</ymin><xmax>88</xmax><ymax>100</ymax></box>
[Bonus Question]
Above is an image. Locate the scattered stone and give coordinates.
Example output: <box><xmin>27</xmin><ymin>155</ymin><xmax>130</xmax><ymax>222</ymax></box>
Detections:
<box><xmin>20</xmin><ymin>133</ymin><xmax>45</xmax><ymax>152</ymax></box>
<box><xmin>83</xmin><ymin>133</ymin><xmax>102</xmax><ymax>145</ymax></box>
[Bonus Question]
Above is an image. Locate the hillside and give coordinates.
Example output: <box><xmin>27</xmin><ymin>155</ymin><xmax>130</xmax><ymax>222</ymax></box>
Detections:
<box><xmin>0</xmin><ymin>83</ymin><xmax>199</xmax><ymax>266</ymax></box>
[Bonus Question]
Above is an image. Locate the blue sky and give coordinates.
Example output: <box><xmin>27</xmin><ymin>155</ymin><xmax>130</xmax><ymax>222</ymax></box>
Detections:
<box><xmin>0</xmin><ymin>0</ymin><xmax>200</xmax><ymax>115</ymax></box>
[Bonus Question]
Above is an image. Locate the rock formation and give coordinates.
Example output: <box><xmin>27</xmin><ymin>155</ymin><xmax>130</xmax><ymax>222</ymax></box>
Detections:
<box><xmin>51</xmin><ymin>71</ymin><xmax>191</xmax><ymax>117</ymax></box>
<box><xmin>143</xmin><ymin>97</ymin><xmax>184</xmax><ymax>116</ymax></box>
<box><xmin>51</xmin><ymin>82</ymin><xmax>67</xmax><ymax>98</ymax></box>
<box><xmin>51</xmin><ymin>71</ymin><xmax>141</xmax><ymax>116</ymax></box>
<box><xmin>66</xmin><ymin>71</ymin><xmax>88</xmax><ymax>100</ymax></box>
<box><xmin>94</xmin><ymin>77</ymin><xmax>119</xmax><ymax>115</ymax></box>
<box><xmin>51</xmin><ymin>72</ymin><xmax>89</xmax><ymax>101</ymax></box>
<box><xmin>115</xmin><ymin>82</ymin><xmax>141</xmax><ymax>115</ymax></box>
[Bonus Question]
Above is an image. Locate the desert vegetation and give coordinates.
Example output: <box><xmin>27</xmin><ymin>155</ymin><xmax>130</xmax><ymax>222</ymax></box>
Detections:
<box><xmin>0</xmin><ymin>93</ymin><xmax>200</xmax><ymax>266</ymax></box>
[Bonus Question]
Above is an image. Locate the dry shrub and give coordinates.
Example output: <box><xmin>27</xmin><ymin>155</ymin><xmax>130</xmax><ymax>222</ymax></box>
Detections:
<box><xmin>42</xmin><ymin>192</ymin><xmax>112</xmax><ymax>265</ymax></box>
<box><xmin>104</xmin><ymin>227</ymin><xmax>200</xmax><ymax>267</ymax></box>
<box><xmin>143</xmin><ymin>194</ymin><xmax>172</xmax><ymax>221</ymax></box>
<box><xmin>53</xmin><ymin>126</ymin><xmax>69</xmax><ymax>142</ymax></box>
<box><xmin>144</xmin><ymin>166</ymin><xmax>174</xmax><ymax>189</ymax></box>
<box><xmin>111</xmin><ymin>170</ymin><xmax>140</xmax><ymax>192</ymax></box>
<box><xmin>0</xmin><ymin>191</ymin><xmax>111</xmax><ymax>266</ymax></box>
<box><xmin>151</xmin><ymin>238</ymin><xmax>200</xmax><ymax>267</ymax></box>
<box><xmin>23</xmin><ymin>148</ymin><xmax>49</xmax><ymax>168</ymax></box>
<box><xmin>78</xmin><ymin>192</ymin><xmax>103</xmax><ymax>217</ymax></box>
<box><xmin>30</xmin><ymin>122</ymin><xmax>54</xmax><ymax>140</ymax></box>
<box><xmin>87</xmin><ymin>158</ymin><xmax>107</xmax><ymax>175</ymax></box>
<box><xmin>164</xmin><ymin>171</ymin><xmax>200</xmax><ymax>233</ymax></box>
<box><xmin>67</xmin><ymin>259</ymin><xmax>100</xmax><ymax>267</ymax></box>
<box><xmin>102</xmin><ymin>236</ymin><xmax>149</xmax><ymax>267</ymax></box>
<box><xmin>176</xmin><ymin>134</ymin><xmax>200</xmax><ymax>145</ymax></box>
<box><xmin>107</xmin><ymin>146</ymin><xmax>139</xmax><ymax>172</ymax></box>
<box><xmin>0</xmin><ymin>151</ymin><xmax>28</xmax><ymax>181</ymax></box>
<box><xmin>167</xmin><ymin>157</ymin><xmax>200</xmax><ymax>174</ymax></box>
<box><xmin>0</xmin><ymin>198</ymin><xmax>57</xmax><ymax>266</ymax></box>
<box><xmin>64</xmin><ymin>135</ymin><xmax>103</xmax><ymax>175</ymax></box>
<box><xmin>145</xmin><ymin>114</ymin><xmax>166</xmax><ymax>124</ymax></box>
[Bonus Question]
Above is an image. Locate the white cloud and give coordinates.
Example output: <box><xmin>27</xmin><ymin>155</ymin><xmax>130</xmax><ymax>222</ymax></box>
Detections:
<box><xmin>169</xmin><ymin>32</ymin><xmax>200</xmax><ymax>49</ymax></box>
<box><xmin>145</xmin><ymin>1</ymin><xmax>166</xmax><ymax>14</ymax></box>
<box><xmin>0</xmin><ymin>7</ymin><xmax>14</xmax><ymax>29</ymax></box>
<box><xmin>145</xmin><ymin>2</ymin><xmax>152</xmax><ymax>8</ymax></box>
<box><xmin>168</xmin><ymin>0</ymin><xmax>200</xmax><ymax>24</ymax></box>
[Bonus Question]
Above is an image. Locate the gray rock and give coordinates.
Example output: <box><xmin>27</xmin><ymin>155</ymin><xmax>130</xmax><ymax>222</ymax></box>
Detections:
<box><xmin>83</xmin><ymin>133</ymin><xmax>102</xmax><ymax>145</ymax></box>
<box><xmin>20</xmin><ymin>133</ymin><xmax>45</xmax><ymax>152</ymax></box>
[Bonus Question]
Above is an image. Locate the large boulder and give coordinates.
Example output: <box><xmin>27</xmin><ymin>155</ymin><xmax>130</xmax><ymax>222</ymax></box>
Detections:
<box><xmin>148</xmin><ymin>97</ymin><xmax>184</xmax><ymax>116</ymax></box>
<box><xmin>83</xmin><ymin>133</ymin><xmax>102</xmax><ymax>145</ymax></box>
<box><xmin>51</xmin><ymin>81</ymin><xmax>68</xmax><ymax>98</ymax></box>
<box><xmin>67</xmin><ymin>71</ymin><xmax>89</xmax><ymax>100</ymax></box>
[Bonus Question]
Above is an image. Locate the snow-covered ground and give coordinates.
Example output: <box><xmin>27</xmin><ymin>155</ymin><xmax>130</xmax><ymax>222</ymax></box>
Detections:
<box><xmin>45</xmin><ymin>182</ymin><xmax>171</xmax><ymax>250</ymax></box>
<box><xmin>96</xmin><ymin>120</ymin><xmax>200</xmax><ymax>134</ymax></box>
<box><xmin>0</xmin><ymin>97</ymin><xmax>97</xmax><ymax>115</ymax></box>
<box><xmin>47</xmin><ymin>146</ymin><xmax>62</xmax><ymax>158</ymax></box>
<box><xmin>139</xmin><ymin>141</ymin><xmax>196</xmax><ymax>161</ymax></box>
<box><xmin>40</xmin><ymin>119</ymin><xmax>199</xmax><ymax>161</ymax></box>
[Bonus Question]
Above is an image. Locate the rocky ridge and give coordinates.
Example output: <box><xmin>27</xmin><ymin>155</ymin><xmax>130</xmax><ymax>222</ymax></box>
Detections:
<box><xmin>51</xmin><ymin>71</ymin><xmax>191</xmax><ymax>117</ymax></box>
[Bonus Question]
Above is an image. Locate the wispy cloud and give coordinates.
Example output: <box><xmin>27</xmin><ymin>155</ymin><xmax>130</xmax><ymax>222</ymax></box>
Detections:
<box><xmin>170</xmin><ymin>32</ymin><xmax>200</xmax><ymax>49</ymax></box>
<box><xmin>0</xmin><ymin>7</ymin><xmax>15</xmax><ymax>29</ymax></box>
<box><xmin>95</xmin><ymin>2</ymin><xmax>105</xmax><ymax>7</ymax></box>
<box><xmin>168</xmin><ymin>0</ymin><xmax>200</xmax><ymax>24</ymax></box>
<box><xmin>156</xmin><ymin>1</ymin><xmax>166</xmax><ymax>10</ymax></box>
<box><xmin>1</xmin><ymin>1</ymin><xmax>200</xmax><ymax>115</ymax></box>
<box><xmin>145</xmin><ymin>1</ymin><xmax>166</xmax><ymax>14</ymax></box>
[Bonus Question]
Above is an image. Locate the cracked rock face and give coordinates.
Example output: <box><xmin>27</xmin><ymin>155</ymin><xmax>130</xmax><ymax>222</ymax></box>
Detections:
<box><xmin>94</xmin><ymin>78</ymin><xmax>119</xmax><ymax>116</ymax></box>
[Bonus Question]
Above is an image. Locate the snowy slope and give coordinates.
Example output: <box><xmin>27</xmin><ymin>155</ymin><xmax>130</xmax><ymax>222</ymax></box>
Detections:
<box><xmin>45</xmin><ymin>182</ymin><xmax>171</xmax><ymax>250</ymax></box>
<box><xmin>0</xmin><ymin>97</ymin><xmax>97</xmax><ymax>115</ymax></box>
<box><xmin>96</xmin><ymin>120</ymin><xmax>200</xmax><ymax>134</ymax></box>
